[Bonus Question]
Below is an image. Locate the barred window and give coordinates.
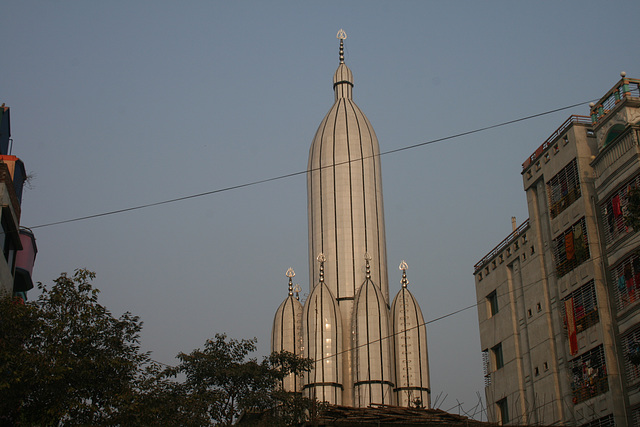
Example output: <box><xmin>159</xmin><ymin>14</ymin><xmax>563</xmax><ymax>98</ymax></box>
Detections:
<box><xmin>548</xmin><ymin>158</ymin><xmax>581</xmax><ymax>219</ymax></box>
<box><xmin>633</xmin><ymin>406</ymin><xmax>640</xmax><ymax>427</ymax></box>
<box><xmin>569</xmin><ymin>345</ymin><xmax>608</xmax><ymax>404</ymax></box>
<box><xmin>561</xmin><ymin>280</ymin><xmax>599</xmax><ymax>335</ymax></box>
<box><xmin>579</xmin><ymin>414</ymin><xmax>614</xmax><ymax>427</ymax></box>
<box><xmin>611</xmin><ymin>252</ymin><xmax>640</xmax><ymax>312</ymax></box>
<box><xmin>622</xmin><ymin>325</ymin><xmax>640</xmax><ymax>385</ymax></box>
<box><xmin>553</xmin><ymin>217</ymin><xmax>590</xmax><ymax>277</ymax></box>
<box><xmin>601</xmin><ymin>174</ymin><xmax>640</xmax><ymax>245</ymax></box>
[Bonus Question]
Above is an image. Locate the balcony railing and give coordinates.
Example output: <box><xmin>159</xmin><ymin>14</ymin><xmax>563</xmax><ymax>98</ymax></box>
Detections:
<box><xmin>591</xmin><ymin>126</ymin><xmax>640</xmax><ymax>177</ymax></box>
<box><xmin>522</xmin><ymin>115</ymin><xmax>592</xmax><ymax>171</ymax></box>
<box><xmin>590</xmin><ymin>76</ymin><xmax>640</xmax><ymax>126</ymax></box>
<box><xmin>474</xmin><ymin>220</ymin><xmax>530</xmax><ymax>273</ymax></box>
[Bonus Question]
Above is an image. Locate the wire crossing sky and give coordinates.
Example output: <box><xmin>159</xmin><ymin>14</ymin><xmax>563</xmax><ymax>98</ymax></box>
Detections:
<box><xmin>28</xmin><ymin>99</ymin><xmax>594</xmax><ymax>230</ymax></box>
<box><xmin>3</xmin><ymin>1</ymin><xmax>639</xmax><ymax>419</ymax></box>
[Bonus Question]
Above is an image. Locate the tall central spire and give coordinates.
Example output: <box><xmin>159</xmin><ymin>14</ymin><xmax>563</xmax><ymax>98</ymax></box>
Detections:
<box><xmin>333</xmin><ymin>29</ymin><xmax>353</xmax><ymax>100</ymax></box>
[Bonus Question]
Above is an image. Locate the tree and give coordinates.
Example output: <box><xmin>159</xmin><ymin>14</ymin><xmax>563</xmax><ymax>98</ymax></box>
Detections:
<box><xmin>0</xmin><ymin>269</ymin><xmax>148</xmax><ymax>425</ymax></box>
<box><xmin>171</xmin><ymin>334</ymin><xmax>314</xmax><ymax>426</ymax></box>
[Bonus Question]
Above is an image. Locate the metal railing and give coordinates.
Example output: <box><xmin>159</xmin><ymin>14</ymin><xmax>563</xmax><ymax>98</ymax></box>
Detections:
<box><xmin>474</xmin><ymin>220</ymin><xmax>530</xmax><ymax>273</ymax></box>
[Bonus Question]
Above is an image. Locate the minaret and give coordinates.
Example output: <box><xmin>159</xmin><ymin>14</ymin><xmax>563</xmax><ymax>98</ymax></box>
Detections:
<box><xmin>271</xmin><ymin>268</ymin><xmax>303</xmax><ymax>392</ymax></box>
<box><xmin>307</xmin><ymin>29</ymin><xmax>389</xmax><ymax>406</ymax></box>
<box><xmin>391</xmin><ymin>262</ymin><xmax>431</xmax><ymax>408</ymax></box>
<box><xmin>302</xmin><ymin>254</ymin><xmax>343</xmax><ymax>404</ymax></box>
<box><xmin>353</xmin><ymin>254</ymin><xmax>394</xmax><ymax>406</ymax></box>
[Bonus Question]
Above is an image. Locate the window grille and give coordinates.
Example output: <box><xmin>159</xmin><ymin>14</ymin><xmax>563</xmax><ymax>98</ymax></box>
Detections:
<box><xmin>579</xmin><ymin>414</ymin><xmax>614</xmax><ymax>427</ymax></box>
<box><xmin>601</xmin><ymin>174</ymin><xmax>640</xmax><ymax>245</ymax></box>
<box><xmin>492</xmin><ymin>343</ymin><xmax>504</xmax><ymax>370</ymax></box>
<box><xmin>611</xmin><ymin>252</ymin><xmax>640</xmax><ymax>311</ymax></box>
<box><xmin>561</xmin><ymin>280</ymin><xmax>599</xmax><ymax>335</ymax></box>
<box><xmin>621</xmin><ymin>325</ymin><xmax>640</xmax><ymax>385</ymax></box>
<box><xmin>568</xmin><ymin>345</ymin><xmax>608</xmax><ymax>404</ymax></box>
<box><xmin>633</xmin><ymin>406</ymin><xmax>640</xmax><ymax>426</ymax></box>
<box><xmin>553</xmin><ymin>217</ymin><xmax>590</xmax><ymax>277</ymax></box>
<box><xmin>547</xmin><ymin>158</ymin><xmax>581</xmax><ymax>219</ymax></box>
<box><xmin>482</xmin><ymin>350</ymin><xmax>491</xmax><ymax>387</ymax></box>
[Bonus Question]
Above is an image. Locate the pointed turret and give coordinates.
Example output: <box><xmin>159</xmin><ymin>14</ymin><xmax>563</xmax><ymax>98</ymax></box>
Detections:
<box><xmin>302</xmin><ymin>254</ymin><xmax>343</xmax><ymax>404</ymax></box>
<box><xmin>271</xmin><ymin>268</ymin><xmax>304</xmax><ymax>392</ymax></box>
<box><xmin>391</xmin><ymin>262</ymin><xmax>431</xmax><ymax>408</ymax></box>
<box><xmin>352</xmin><ymin>254</ymin><xmax>395</xmax><ymax>406</ymax></box>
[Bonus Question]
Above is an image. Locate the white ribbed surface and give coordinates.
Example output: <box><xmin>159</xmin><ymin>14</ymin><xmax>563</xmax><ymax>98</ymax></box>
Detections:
<box><xmin>353</xmin><ymin>277</ymin><xmax>394</xmax><ymax>406</ymax></box>
<box><xmin>391</xmin><ymin>286</ymin><xmax>431</xmax><ymax>408</ymax></box>
<box><xmin>302</xmin><ymin>281</ymin><xmax>343</xmax><ymax>404</ymax></box>
<box><xmin>271</xmin><ymin>295</ymin><xmax>303</xmax><ymax>392</ymax></box>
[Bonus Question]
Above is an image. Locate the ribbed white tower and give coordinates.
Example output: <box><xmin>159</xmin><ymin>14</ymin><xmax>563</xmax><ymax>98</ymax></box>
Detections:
<box><xmin>353</xmin><ymin>256</ymin><xmax>394</xmax><ymax>406</ymax></box>
<box><xmin>273</xmin><ymin>30</ymin><xmax>430</xmax><ymax>409</ymax></box>
<box><xmin>302</xmin><ymin>254</ymin><xmax>343</xmax><ymax>404</ymax></box>
<box><xmin>271</xmin><ymin>268</ymin><xmax>303</xmax><ymax>392</ymax></box>
<box><xmin>391</xmin><ymin>262</ymin><xmax>431</xmax><ymax>408</ymax></box>
<box><xmin>307</xmin><ymin>30</ymin><xmax>389</xmax><ymax>407</ymax></box>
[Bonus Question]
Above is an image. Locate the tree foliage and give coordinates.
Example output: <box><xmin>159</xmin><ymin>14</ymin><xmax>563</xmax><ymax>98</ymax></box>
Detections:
<box><xmin>1</xmin><ymin>270</ymin><xmax>315</xmax><ymax>426</ymax></box>
<box><xmin>1</xmin><ymin>269</ymin><xmax>147</xmax><ymax>425</ymax></box>
<box><xmin>171</xmin><ymin>334</ymin><xmax>314</xmax><ymax>426</ymax></box>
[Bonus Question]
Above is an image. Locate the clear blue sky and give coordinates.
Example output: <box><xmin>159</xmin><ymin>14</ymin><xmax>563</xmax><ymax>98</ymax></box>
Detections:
<box><xmin>3</xmin><ymin>1</ymin><xmax>639</xmax><ymax>418</ymax></box>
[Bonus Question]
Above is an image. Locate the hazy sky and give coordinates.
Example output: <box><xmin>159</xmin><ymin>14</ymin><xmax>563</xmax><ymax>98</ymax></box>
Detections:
<box><xmin>3</xmin><ymin>1</ymin><xmax>640</xmax><ymax>418</ymax></box>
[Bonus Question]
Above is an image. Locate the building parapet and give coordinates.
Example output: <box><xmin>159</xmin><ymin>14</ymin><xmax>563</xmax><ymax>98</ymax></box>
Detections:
<box><xmin>590</xmin><ymin>75</ymin><xmax>640</xmax><ymax>126</ymax></box>
<box><xmin>474</xmin><ymin>219</ymin><xmax>530</xmax><ymax>274</ymax></box>
<box><xmin>522</xmin><ymin>116</ymin><xmax>592</xmax><ymax>172</ymax></box>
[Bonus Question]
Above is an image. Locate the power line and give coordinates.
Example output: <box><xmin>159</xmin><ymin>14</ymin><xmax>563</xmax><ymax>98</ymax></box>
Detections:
<box><xmin>26</xmin><ymin>99</ymin><xmax>595</xmax><ymax>230</ymax></box>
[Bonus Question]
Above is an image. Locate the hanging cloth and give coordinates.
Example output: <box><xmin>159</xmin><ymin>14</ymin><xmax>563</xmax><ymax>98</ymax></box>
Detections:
<box><xmin>565</xmin><ymin>232</ymin><xmax>575</xmax><ymax>260</ymax></box>
<box><xmin>612</xmin><ymin>195</ymin><xmax>622</xmax><ymax>217</ymax></box>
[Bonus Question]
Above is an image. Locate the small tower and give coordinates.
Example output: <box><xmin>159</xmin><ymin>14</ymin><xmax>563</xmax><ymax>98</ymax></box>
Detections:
<box><xmin>271</xmin><ymin>268</ymin><xmax>304</xmax><ymax>392</ymax></box>
<box><xmin>353</xmin><ymin>254</ymin><xmax>394</xmax><ymax>406</ymax></box>
<box><xmin>302</xmin><ymin>254</ymin><xmax>343</xmax><ymax>404</ymax></box>
<box><xmin>391</xmin><ymin>261</ymin><xmax>431</xmax><ymax>408</ymax></box>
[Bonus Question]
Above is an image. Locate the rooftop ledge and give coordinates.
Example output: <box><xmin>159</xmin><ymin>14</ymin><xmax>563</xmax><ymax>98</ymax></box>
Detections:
<box><xmin>522</xmin><ymin>115</ymin><xmax>592</xmax><ymax>172</ymax></box>
<box><xmin>474</xmin><ymin>219</ymin><xmax>530</xmax><ymax>274</ymax></box>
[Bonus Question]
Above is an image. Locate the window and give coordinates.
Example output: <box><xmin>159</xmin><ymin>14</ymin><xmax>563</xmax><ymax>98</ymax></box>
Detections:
<box><xmin>487</xmin><ymin>291</ymin><xmax>498</xmax><ymax>317</ymax></box>
<box><xmin>601</xmin><ymin>174</ymin><xmax>640</xmax><ymax>245</ymax></box>
<box><xmin>552</xmin><ymin>217</ymin><xmax>590</xmax><ymax>277</ymax></box>
<box><xmin>536</xmin><ymin>302</ymin><xmax>542</xmax><ymax>312</ymax></box>
<box><xmin>492</xmin><ymin>343</ymin><xmax>504</xmax><ymax>370</ymax></box>
<box><xmin>534</xmin><ymin>367</ymin><xmax>539</xmax><ymax>376</ymax></box>
<box><xmin>496</xmin><ymin>398</ymin><xmax>509</xmax><ymax>425</ymax></box>
<box><xmin>622</xmin><ymin>325</ymin><xmax>640</xmax><ymax>386</ymax></box>
<box><xmin>527</xmin><ymin>309</ymin><xmax>532</xmax><ymax>317</ymax></box>
<box><xmin>611</xmin><ymin>253</ymin><xmax>640</xmax><ymax>311</ymax></box>
<box><xmin>543</xmin><ymin>362</ymin><xmax>549</xmax><ymax>371</ymax></box>
<box><xmin>581</xmin><ymin>414</ymin><xmax>614</xmax><ymax>427</ymax></box>
<box><xmin>569</xmin><ymin>345</ymin><xmax>608</xmax><ymax>404</ymax></box>
<box><xmin>561</xmin><ymin>280</ymin><xmax>599</xmax><ymax>334</ymax></box>
<box><xmin>547</xmin><ymin>158</ymin><xmax>581</xmax><ymax>219</ymax></box>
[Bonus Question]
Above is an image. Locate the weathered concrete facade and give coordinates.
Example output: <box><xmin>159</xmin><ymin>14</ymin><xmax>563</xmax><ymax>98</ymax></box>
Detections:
<box><xmin>474</xmin><ymin>74</ymin><xmax>640</xmax><ymax>425</ymax></box>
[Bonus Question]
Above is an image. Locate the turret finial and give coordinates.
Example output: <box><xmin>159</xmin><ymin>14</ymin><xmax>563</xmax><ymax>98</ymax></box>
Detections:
<box><xmin>399</xmin><ymin>260</ymin><xmax>409</xmax><ymax>288</ymax></box>
<box><xmin>293</xmin><ymin>283</ymin><xmax>301</xmax><ymax>300</ymax></box>
<box><xmin>337</xmin><ymin>29</ymin><xmax>347</xmax><ymax>64</ymax></box>
<box><xmin>317</xmin><ymin>253</ymin><xmax>326</xmax><ymax>283</ymax></box>
<box><xmin>365</xmin><ymin>253</ymin><xmax>372</xmax><ymax>279</ymax></box>
<box><xmin>286</xmin><ymin>267</ymin><xmax>295</xmax><ymax>296</ymax></box>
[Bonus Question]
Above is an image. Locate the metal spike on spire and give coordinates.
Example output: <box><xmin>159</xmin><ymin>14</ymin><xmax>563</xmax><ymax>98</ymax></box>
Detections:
<box><xmin>365</xmin><ymin>253</ymin><xmax>372</xmax><ymax>279</ymax></box>
<box><xmin>286</xmin><ymin>267</ymin><xmax>295</xmax><ymax>296</ymax></box>
<box><xmin>337</xmin><ymin>29</ymin><xmax>347</xmax><ymax>64</ymax></box>
<box><xmin>399</xmin><ymin>260</ymin><xmax>409</xmax><ymax>288</ymax></box>
<box><xmin>317</xmin><ymin>253</ymin><xmax>326</xmax><ymax>283</ymax></box>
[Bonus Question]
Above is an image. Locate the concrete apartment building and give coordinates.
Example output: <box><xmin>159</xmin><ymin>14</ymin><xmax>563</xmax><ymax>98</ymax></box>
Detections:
<box><xmin>474</xmin><ymin>74</ymin><xmax>640</xmax><ymax>426</ymax></box>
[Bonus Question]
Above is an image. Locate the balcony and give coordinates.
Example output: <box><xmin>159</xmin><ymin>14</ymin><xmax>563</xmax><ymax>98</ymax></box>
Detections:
<box><xmin>590</xmin><ymin>75</ymin><xmax>640</xmax><ymax>126</ymax></box>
